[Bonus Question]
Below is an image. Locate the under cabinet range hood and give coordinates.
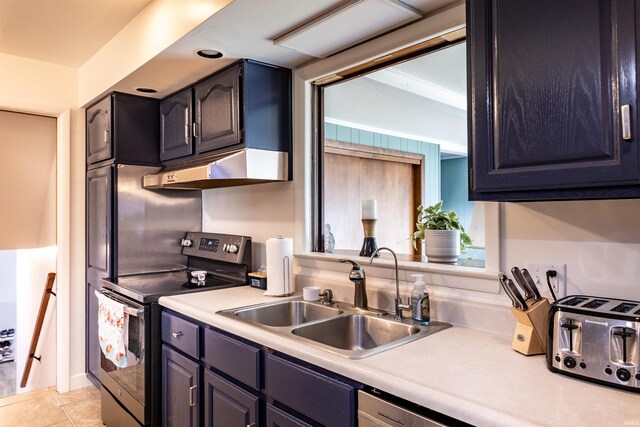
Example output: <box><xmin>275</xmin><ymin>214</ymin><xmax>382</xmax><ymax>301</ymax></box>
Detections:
<box><xmin>143</xmin><ymin>148</ymin><xmax>289</xmax><ymax>190</ymax></box>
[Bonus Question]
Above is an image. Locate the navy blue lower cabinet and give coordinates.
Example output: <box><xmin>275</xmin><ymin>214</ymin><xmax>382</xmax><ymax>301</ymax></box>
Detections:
<box><xmin>203</xmin><ymin>370</ymin><xmax>259</xmax><ymax>427</ymax></box>
<box><xmin>160</xmin><ymin>309</ymin><xmax>361</xmax><ymax>427</ymax></box>
<box><xmin>162</xmin><ymin>312</ymin><xmax>200</xmax><ymax>359</ymax></box>
<box><xmin>202</xmin><ymin>327</ymin><xmax>261</xmax><ymax>390</ymax></box>
<box><xmin>266</xmin><ymin>403</ymin><xmax>313</xmax><ymax>427</ymax></box>
<box><xmin>265</xmin><ymin>353</ymin><xmax>357</xmax><ymax>427</ymax></box>
<box><xmin>162</xmin><ymin>345</ymin><xmax>200</xmax><ymax>427</ymax></box>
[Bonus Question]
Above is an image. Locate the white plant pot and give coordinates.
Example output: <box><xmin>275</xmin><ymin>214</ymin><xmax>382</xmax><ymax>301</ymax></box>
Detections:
<box><xmin>424</xmin><ymin>229</ymin><xmax>460</xmax><ymax>263</ymax></box>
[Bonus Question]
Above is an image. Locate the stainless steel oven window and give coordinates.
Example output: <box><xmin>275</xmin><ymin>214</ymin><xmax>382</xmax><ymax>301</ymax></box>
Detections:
<box><xmin>100</xmin><ymin>312</ymin><xmax>145</xmax><ymax>402</ymax></box>
<box><xmin>97</xmin><ymin>290</ymin><xmax>147</xmax><ymax>424</ymax></box>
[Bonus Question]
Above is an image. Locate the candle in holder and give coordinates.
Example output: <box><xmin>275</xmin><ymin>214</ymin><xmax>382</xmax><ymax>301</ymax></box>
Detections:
<box><xmin>359</xmin><ymin>199</ymin><xmax>379</xmax><ymax>257</ymax></box>
<box><xmin>361</xmin><ymin>199</ymin><xmax>377</xmax><ymax>219</ymax></box>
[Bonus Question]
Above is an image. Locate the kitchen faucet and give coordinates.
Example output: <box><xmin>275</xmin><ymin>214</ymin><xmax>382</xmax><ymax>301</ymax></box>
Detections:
<box><xmin>339</xmin><ymin>259</ymin><xmax>368</xmax><ymax>309</ymax></box>
<box><xmin>369</xmin><ymin>247</ymin><xmax>409</xmax><ymax>320</ymax></box>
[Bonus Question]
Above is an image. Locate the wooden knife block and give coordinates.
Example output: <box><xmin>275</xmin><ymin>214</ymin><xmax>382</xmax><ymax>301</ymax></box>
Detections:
<box><xmin>510</xmin><ymin>298</ymin><xmax>551</xmax><ymax>356</ymax></box>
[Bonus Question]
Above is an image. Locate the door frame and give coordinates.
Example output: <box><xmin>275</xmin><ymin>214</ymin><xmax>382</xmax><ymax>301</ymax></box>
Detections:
<box><xmin>0</xmin><ymin>100</ymin><xmax>72</xmax><ymax>393</ymax></box>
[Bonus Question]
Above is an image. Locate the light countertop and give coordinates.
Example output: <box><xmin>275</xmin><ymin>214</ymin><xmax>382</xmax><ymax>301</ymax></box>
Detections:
<box><xmin>159</xmin><ymin>287</ymin><xmax>639</xmax><ymax>427</ymax></box>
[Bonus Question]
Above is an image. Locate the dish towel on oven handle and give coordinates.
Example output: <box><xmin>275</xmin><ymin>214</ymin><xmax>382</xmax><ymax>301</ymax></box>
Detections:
<box><xmin>97</xmin><ymin>292</ymin><xmax>129</xmax><ymax>368</ymax></box>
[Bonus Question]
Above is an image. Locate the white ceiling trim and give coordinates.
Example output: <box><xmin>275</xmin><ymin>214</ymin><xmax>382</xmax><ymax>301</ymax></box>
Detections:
<box><xmin>325</xmin><ymin>117</ymin><xmax>467</xmax><ymax>155</ymax></box>
<box><xmin>364</xmin><ymin>68</ymin><xmax>466</xmax><ymax>110</ymax></box>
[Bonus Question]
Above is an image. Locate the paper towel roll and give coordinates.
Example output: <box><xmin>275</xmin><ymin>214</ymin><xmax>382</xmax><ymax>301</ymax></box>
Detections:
<box><xmin>264</xmin><ymin>236</ymin><xmax>293</xmax><ymax>296</ymax></box>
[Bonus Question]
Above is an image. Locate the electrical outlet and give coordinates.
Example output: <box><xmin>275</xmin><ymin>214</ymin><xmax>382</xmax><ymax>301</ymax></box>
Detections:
<box><xmin>524</xmin><ymin>262</ymin><xmax>566</xmax><ymax>300</ymax></box>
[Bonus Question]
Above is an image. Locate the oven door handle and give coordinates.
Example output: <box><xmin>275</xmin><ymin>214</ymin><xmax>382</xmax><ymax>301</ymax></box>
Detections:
<box><xmin>95</xmin><ymin>289</ymin><xmax>145</xmax><ymax>318</ymax></box>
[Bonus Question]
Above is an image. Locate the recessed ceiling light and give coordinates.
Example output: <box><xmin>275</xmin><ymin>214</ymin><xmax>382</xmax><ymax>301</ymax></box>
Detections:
<box><xmin>196</xmin><ymin>49</ymin><xmax>224</xmax><ymax>59</ymax></box>
<box><xmin>136</xmin><ymin>87</ymin><xmax>157</xmax><ymax>94</ymax></box>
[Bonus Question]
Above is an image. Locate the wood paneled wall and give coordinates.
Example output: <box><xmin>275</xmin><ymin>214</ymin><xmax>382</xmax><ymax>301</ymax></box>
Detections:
<box><xmin>324</xmin><ymin>140</ymin><xmax>423</xmax><ymax>255</ymax></box>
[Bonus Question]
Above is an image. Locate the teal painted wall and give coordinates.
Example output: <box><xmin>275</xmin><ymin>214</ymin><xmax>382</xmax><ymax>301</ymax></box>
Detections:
<box><xmin>441</xmin><ymin>157</ymin><xmax>473</xmax><ymax>231</ymax></box>
<box><xmin>325</xmin><ymin>122</ymin><xmax>441</xmax><ymax>206</ymax></box>
<box><xmin>441</xmin><ymin>157</ymin><xmax>484</xmax><ymax>259</ymax></box>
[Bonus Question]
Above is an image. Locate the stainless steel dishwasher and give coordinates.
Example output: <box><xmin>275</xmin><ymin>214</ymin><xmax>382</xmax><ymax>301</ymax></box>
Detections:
<box><xmin>358</xmin><ymin>389</ymin><xmax>470</xmax><ymax>427</ymax></box>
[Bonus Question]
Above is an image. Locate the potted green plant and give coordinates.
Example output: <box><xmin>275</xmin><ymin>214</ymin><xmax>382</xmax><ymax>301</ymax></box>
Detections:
<box><xmin>412</xmin><ymin>201</ymin><xmax>472</xmax><ymax>263</ymax></box>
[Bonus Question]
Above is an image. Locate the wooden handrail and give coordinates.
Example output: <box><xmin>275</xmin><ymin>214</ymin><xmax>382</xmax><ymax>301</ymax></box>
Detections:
<box><xmin>20</xmin><ymin>272</ymin><xmax>56</xmax><ymax>388</ymax></box>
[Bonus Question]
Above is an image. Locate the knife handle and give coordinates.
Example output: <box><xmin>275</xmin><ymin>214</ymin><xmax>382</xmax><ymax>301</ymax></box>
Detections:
<box><xmin>521</xmin><ymin>268</ymin><xmax>542</xmax><ymax>300</ymax></box>
<box><xmin>506</xmin><ymin>278</ymin><xmax>529</xmax><ymax>311</ymax></box>
<box><xmin>498</xmin><ymin>274</ymin><xmax>516</xmax><ymax>307</ymax></box>
<box><xmin>511</xmin><ymin>267</ymin><xmax>535</xmax><ymax>301</ymax></box>
<box><xmin>499</xmin><ymin>273</ymin><xmax>527</xmax><ymax>310</ymax></box>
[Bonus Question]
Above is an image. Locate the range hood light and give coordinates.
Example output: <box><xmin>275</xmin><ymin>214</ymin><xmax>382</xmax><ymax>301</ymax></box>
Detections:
<box><xmin>143</xmin><ymin>148</ymin><xmax>289</xmax><ymax>190</ymax></box>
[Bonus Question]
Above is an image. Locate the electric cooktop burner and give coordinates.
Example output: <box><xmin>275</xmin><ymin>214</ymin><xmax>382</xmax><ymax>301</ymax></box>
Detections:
<box><xmin>105</xmin><ymin>270</ymin><xmax>244</xmax><ymax>303</ymax></box>
<box><xmin>101</xmin><ymin>232</ymin><xmax>252</xmax><ymax>303</ymax></box>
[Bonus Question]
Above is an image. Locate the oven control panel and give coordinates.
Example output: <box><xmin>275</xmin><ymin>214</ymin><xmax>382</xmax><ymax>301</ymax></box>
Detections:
<box><xmin>181</xmin><ymin>232</ymin><xmax>251</xmax><ymax>265</ymax></box>
<box><xmin>198</xmin><ymin>237</ymin><xmax>219</xmax><ymax>252</ymax></box>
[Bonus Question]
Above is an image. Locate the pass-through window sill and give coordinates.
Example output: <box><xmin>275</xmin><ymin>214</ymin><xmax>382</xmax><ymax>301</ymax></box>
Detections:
<box><xmin>294</xmin><ymin>251</ymin><xmax>500</xmax><ymax>294</ymax></box>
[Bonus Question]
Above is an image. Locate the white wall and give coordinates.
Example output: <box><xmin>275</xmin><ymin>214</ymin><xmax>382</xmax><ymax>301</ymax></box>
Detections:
<box><xmin>202</xmin><ymin>182</ymin><xmax>296</xmax><ymax>270</ymax></box>
<box><xmin>502</xmin><ymin>201</ymin><xmax>640</xmax><ymax>301</ymax></box>
<box><xmin>15</xmin><ymin>246</ymin><xmax>57</xmax><ymax>393</ymax></box>
<box><xmin>0</xmin><ymin>54</ymin><xmax>78</xmax><ymax>110</ymax></box>
<box><xmin>78</xmin><ymin>0</ymin><xmax>233</xmax><ymax>106</ymax></box>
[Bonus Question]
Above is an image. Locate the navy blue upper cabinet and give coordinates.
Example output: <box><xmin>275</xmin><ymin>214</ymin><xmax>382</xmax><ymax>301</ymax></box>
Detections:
<box><xmin>86</xmin><ymin>92</ymin><xmax>160</xmax><ymax>167</ymax></box>
<box><xmin>86</xmin><ymin>96</ymin><xmax>112</xmax><ymax>164</ymax></box>
<box><xmin>160</xmin><ymin>59</ymin><xmax>292</xmax><ymax>168</ymax></box>
<box><xmin>195</xmin><ymin>65</ymin><xmax>241</xmax><ymax>154</ymax></box>
<box><xmin>468</xmin><ymin>0</ymin><xmax>639</xmax><ymax>201</ymax></box>
<box><xmin>160</xmin><ymin>88</ymin><xmax>194</xmax><ymax>161</ymax></box>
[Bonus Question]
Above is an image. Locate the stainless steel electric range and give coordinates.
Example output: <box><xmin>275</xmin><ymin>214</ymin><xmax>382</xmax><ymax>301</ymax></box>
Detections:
<box><xmin>97</xmin><ymin>231</ymin><xmax>251</xmax><ymax>427</ymax></box>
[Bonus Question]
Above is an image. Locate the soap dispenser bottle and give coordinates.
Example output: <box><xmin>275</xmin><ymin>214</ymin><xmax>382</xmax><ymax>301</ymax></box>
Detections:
<box><xmin>410</xmin><ymin>274</ymin><xmax>430</xmax><ymax>325</ymax></box>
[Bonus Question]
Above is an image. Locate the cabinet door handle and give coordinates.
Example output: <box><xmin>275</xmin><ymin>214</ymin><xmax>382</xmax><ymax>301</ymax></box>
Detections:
<box><xmin>184</xmin><ymin>109</ymin><xmax>190</xmax><ymax>141</ymax></box>
<box><xmin>172</xmin><ymin>331</ymin><xmax>183</xmax><ymax>338</ymax></box>
<box><xmin>103</xmin><ymin>129</ymin><xmax>109</xmax><ymax>143</ymax></box>
<box><xmin>621</xmin><ymin>104</ymin><xmax>632</xmax><ymax>140</ymax></box>
<box><xmin>193</xmin><ymin>122</ymin><xmax>199</xmax><ymax>138</ymax></box>
<box><xmin>189</xmin><ymin>385</ymin><xmax>197</xmax><ymax>407</ymax></box>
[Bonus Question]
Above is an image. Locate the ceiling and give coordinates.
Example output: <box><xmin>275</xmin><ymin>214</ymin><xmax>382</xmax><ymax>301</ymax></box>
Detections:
<box><xmin>0</xmin><ymin>0</ymin><xmax>152</xmax><ymax>67</ymax></box>
<box><xmin>0</xmin><ymin>0</ymin><xmax>460</xmax><ymax>98</ymax></box>
<box><xmin>1</xmin><ymin>0</ymin><xmax>465</xmax><ymax>151</ymax></box>
<box><xmin>108</xmin><ymin>0</ymin><xmax>459</xmax><ymax>99</ymax></box>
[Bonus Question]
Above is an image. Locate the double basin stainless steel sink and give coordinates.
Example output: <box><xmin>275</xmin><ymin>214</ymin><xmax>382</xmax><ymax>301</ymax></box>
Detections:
<box><xmin>217</xmin><ymin>298</ymin><xmax>451</xmax><ymax>359</ymax></box>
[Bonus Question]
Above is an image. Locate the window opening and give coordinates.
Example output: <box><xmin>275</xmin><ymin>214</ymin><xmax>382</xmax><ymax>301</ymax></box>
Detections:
<box><xmin>315</xmin><ymin>40</ymin><xmax>485</xmax><ymax>267</ymax></box>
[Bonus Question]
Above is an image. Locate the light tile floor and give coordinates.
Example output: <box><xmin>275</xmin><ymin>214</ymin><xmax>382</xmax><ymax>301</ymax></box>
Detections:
<box><xmin>0</xmin><ymin>386</ymin><xmax>102</xmax><ymax>427</ymax></box>
<box><xmin>0</xmin><ymin>362</ymin><xmax>16</xmax><ymax>399</ymax></box>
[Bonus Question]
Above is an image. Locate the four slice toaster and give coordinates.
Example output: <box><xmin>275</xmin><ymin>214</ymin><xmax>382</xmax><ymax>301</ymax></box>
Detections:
<box><xmin>547</xmin><ymin>295</ymin><xmax>640</xmax><ymax>393</ymax></box>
